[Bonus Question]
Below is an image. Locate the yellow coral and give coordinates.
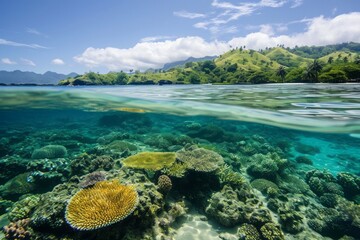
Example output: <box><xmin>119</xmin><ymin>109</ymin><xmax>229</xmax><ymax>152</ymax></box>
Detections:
<box><xmin>65</xmin><ymin>180</ymin><xmax>138</xmax><ymax>230</ymax></box>
<box><xmin>122</xmin><ymin>152</ymin><xmax>176</xmax><ymax>171</ymax></box>
<box><xmin>113</xmin><ymin>107</ymin><xmax>148</xmax><ymax>113</ymax></box>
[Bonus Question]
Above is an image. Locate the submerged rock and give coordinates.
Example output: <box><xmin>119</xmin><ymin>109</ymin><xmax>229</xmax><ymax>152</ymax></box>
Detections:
<box><xmin>0</xmin><ymin>173</ymin><xmax>36</xmax><ymax>200</ymax></box>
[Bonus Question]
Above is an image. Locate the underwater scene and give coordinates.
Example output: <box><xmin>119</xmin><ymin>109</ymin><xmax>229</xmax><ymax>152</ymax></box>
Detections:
<box><xmin>0</xmin><ymin>84</ymin><xmax>359</xmax><ymax>240</ymax></box>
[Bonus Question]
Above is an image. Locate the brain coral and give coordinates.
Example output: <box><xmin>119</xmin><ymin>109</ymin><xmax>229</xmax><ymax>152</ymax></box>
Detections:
<box><xmin>176</xmin><ymin>145</ymin><xmax>224</xmax><ymax>172</ymax></box>
<box><xmin>31</xmin><ymin>145</ymin><xmax>67</xmax><ymax>159</ymax></box>
<box><xmin>65</xmin><ymin>180</ymin><xmax>138</xmax><ymax>230</ymax></box>
<box><xmin>157</xmin><ymin>175</ymin><xmax>172</xmax><ymax>193</ymax></box>
<box><xmin>122</xmin><ymin>152</ymin><xmax>176</xmax><ymax>171</ymax></box>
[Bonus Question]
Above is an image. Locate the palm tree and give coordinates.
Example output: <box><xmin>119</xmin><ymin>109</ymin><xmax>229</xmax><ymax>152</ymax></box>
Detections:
<box><xmin>307</xmin><ymin>59</ymin><xmax>323</xmax><ymax>82</ymax></box>
<box><xmin>276</xmin><ymin>66</ymin><xmax>286</xmax><ymax>82</ymax></box>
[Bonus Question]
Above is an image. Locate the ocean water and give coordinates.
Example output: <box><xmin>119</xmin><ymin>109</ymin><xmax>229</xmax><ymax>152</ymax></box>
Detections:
<box><xmin>0</xmin><ymin>84</ymin><xmax>359</xmax><ymax>240</ymax></box>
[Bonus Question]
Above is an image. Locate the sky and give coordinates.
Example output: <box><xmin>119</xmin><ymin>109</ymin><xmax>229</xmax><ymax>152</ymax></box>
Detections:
<box><xmin>0</xmin><ymin>0</ymin><xmax>360</xmax><ymax>74</ymax></box>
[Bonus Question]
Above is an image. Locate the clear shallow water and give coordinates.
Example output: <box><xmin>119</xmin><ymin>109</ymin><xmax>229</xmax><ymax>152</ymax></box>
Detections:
<box><xmin>0</xmin><ymin>84</ymin><xmax>359</xmax><ymax>239</ymax></box>
<box><xmin>0</xmin><ymin>84</ymin><xmax>359</xmax><ymax>133</ymax></box>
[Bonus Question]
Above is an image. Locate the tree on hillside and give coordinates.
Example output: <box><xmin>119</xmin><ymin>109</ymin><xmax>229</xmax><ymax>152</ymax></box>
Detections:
<box><xmin>276</xmin><ymin>66</ymin><xmax>287</xmax><ymax>82</ymax></box>
<box><xmin>201</xmin><ymin>60</ymin><xmax>216</xmax><ymax>73</ymax></box>
<box><xmin>355</xmin><ymin>56</ymin><xmax>360</xmax><ymax>64</ymax></box>
<box><xmin>114</xmin><ymin>72</ymin><xmax>129</xmax><ymax>85</ymax></box>
<box><xmin>188</xmin><ymin>72</ymin><xmax>201</xmax><ymax>84</ymax></box>
<box><xmin>307</xmin><ymin>59</ymin><xmax>323</xmax><ymax>82</ymax></box>
<box><xmin>328</xmin><ymin>56</ymin><xmax>334</xmax><ymax>64</ymax></box>
<box><xmin>227</xmin><ymin>63</ymin><xmax>238</xmax><ymax>73</ymax></box>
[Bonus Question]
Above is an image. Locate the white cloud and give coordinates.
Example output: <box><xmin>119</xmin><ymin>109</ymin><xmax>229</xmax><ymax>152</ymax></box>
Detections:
<box><xmin>74</xmin><ymin>36</ymin><xmax>229</xmax><ymax>71</ymax></box>
<box><xmin>52</xmin><ymin>58</ymin><xmax>65</xmax><ymax>65</ymax></box>
<box><xmin>26</xmin><ymin>28</ymin><xmax>47</xmax><ymax>37</ymax></box>
<box><xmin>196</xmin><ymin>0</ymin><xmax>287</xmax><ymax>34</ymax></box>
<box><xmin>0</xmin><ymin>38</ymin><xmax>47</xmax><ymax>49</ymax></box>
<box><xmin>291</xmin><ymin>0</ymin><xmax>303</xmax><ymax>8</ymax></box>
<box><xmin>21</xmin><ymin>58</ymin><xmax>36</xmax><ymax>66</ymax></box>
<box><xmin>260</xmin><ymin>0</ymin><xmax>287</xmax><ymax>8</ymax></box>
<box><xmin>140</xmin><ymin>36</ymin><xmax>176</xmax><ymax>43</ymax></box>
<box><xmin>259</xmin><ymin>24</ymin><xmax>275</xmax><ymax>36</ymax></box>
<box><xmin>74</xmin><ymin>13</ymin><xmax>360</xmax><ymax>71</ymax></box>
<box><xmin>174</xmin><ymin>11</ymin><xmax>206</xmax><ymax>19</ymax></box>
<box><xmin>1</xmin><ymin>58</ymin><xmax>17</xmax><ymax>65</ymax></box>
<box><xmin>229</xmin><ymin>12</ymin><xmax>360</xmax><ymax>49</ymax></box>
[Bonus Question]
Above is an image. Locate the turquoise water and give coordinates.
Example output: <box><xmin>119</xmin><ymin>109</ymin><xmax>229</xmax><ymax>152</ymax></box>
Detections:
<box><xmin>0</xmin><ymin>84</ymin><xmax>359</xmax><ymax>239</ymax></box>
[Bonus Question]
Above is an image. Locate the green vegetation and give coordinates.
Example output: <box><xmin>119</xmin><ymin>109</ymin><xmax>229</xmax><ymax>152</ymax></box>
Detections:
<box><xmin>59</xmin><ymin>42</ymin><xmax>360</xmax><ymax>85</ymax></box>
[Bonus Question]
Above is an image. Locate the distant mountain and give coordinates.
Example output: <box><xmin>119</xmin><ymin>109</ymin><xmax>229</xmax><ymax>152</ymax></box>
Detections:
<box><xmin>161</xmin><ymin>56</ymin><xmax>217</xmax><ymax>71</ymax></box>
<box><xmin>0</xmin><ymin>70</ymin><xmax>78</xmax><ymax>85</ymax></box>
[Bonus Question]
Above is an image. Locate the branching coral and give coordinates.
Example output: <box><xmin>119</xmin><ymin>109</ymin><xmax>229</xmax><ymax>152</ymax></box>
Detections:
<box><xmin>122</xmin><ymin>152</ymin><xmax>176</xmax><ymax>171</ymax></box>
<box><xmin>65</xmin><ymin>180</ymin><xmax>138</xmax><ymax>230</ymax></box>
<box><xmin>161</xmin><ymin>162</ymin><xmax>187</xmax><ymax>178</ymax></box>
<box><xmin>217</xmin><ymin>164</ymin><xmax>245</xmax><ymax>186</ymax></box>
<box><xmin>8</xmin><ymin>195</ymin><xmax>40</xmax><ymax>221</ymax></box>
<box><xmin>3</xmin><ymin>218</ymin><xmax>31</xmax><ymax>240</ymax></box>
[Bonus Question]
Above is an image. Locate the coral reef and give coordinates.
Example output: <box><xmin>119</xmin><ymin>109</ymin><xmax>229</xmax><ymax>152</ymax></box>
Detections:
<box><xmin>70</xmin><ymin>154</ymin><xmax>114</xmax><ymax>176</ymax></box>
<box><xmin>31</xmin><ymin>145</ymin><xmax>67</xmax><ymax>159</ymax></box>
<box><xmin>1</xmin><ymin>91</ymin><xmax>359</xmax><ymax>240</ymax></box>
<box><xmin>31</xmin><ymin>180</ymin><xmax>79</xmax><ymax>231</ymax></box>
<box><xmin>2</xmin><ymin>218</ymin><xmax>31</xmax><ymax>240</ymax></box>
<box><xmin>106</xmin><ymin>140</ymin><xmax>137</xmax><ymax>153</ymax></box>
<box><xmin>8</xmin><ymin>195</ymin><xmax>40</xmax><ymax>222</ymax></box>
<box><xmin>122</xmin><ymin>152</ymin><xmax>176</xmax><ymax>171</ymax></box>
<box><xmin>247</xmin><ymin>153</ymin><xmax>288</xmax><ymax>180</ymax></box>
<box><xmin>307</xmin><ymin>200</ymin><xmax>360</xmax><ymax>239</ymax></box>
<box><xmin>306</xmin><ymin>170</ymin><xmax>344</xmax><ymax>196</ymax></box>
<box><xmin>157</xmin><ymin>175</ymin><xmax>172</xmax><ymax>193</ymax></box>
<box><xmin>216</xmin><ymin>164</ymin><xmax>245</xmax><ymax>186</ymax></box>
<box><xmin>161</xmin><ymin>162</ymin><xmax>187</xmax><ymax>178</ymax></box>
<box><xmin>236</xmin><ymin>223</ymin><xmax>261</xmax><ymax>240</ymax></box>
<box><xmin>205</xmin><ymin>184</ymin><xmax>272</xmax><ymax>227</ymax></box>
<box><xmin>251</xmin><ymin>179</ymin><xmax>279</xmax><ymax>195</ymax></box>
<box><xmin>260</xmin><ymin>223</ymin><xmax>285</xmax><ymax>240</ymax></box>
<box><xmin>337</xmin><ymin>172</ymin><xmax>360</xmax><ymax>199</ymax></box>
<box><xmin>65</xmin><ymin>180</ymin><xmax>138</xmax><ymax>230</ymax></box>
<box><xmin>79</xmin><ymin>171</ymin><xmax>107</xmax><ymax>188</ymax></box>
<box><xmin>176</xmin><ymin>145</ymin><xmax>224</xmax><ymax>172</ymax></box>
<box><xmin>186</xmin><ymin>124</ymin><xmax>226</xmax><ymax>142</ymax></box>
<box><xmin>144</xmin><ymin>133</ymin><xmax>193</xmax><ymax>151</ymax></box>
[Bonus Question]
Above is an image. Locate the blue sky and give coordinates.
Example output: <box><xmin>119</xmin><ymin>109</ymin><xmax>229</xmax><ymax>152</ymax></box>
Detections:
<box><xmin>0</xmin><ymin>0</ymin><xmax>360</xmax><ymax>74</ymax></box>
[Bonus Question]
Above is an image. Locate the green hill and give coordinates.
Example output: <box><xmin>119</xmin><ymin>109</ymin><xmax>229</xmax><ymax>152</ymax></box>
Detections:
<box><xmin>59</xmin><ymin>43</ymin><xmax>360</xmax><ymax>85</ymax></box>
<box><xmin>319</xmin><ymin>51</ymin><xmax>359</xmax><ymax>64</ymax></box>
<box><xmin>216</xmin><ymin>49</ymin><xmax>281</xmax><ymax>71</ymax></box>
<box><xmin>265</xmin><ymin>47</ymin><xmax>312</xmax><ymax>68</ymax></box>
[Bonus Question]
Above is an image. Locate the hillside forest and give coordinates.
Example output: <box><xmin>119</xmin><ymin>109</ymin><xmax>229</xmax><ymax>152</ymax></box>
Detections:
<box><xmin>59</xmin><ymin>42</ymin><xmax>360</xmax><ymax>85</ymax></box>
